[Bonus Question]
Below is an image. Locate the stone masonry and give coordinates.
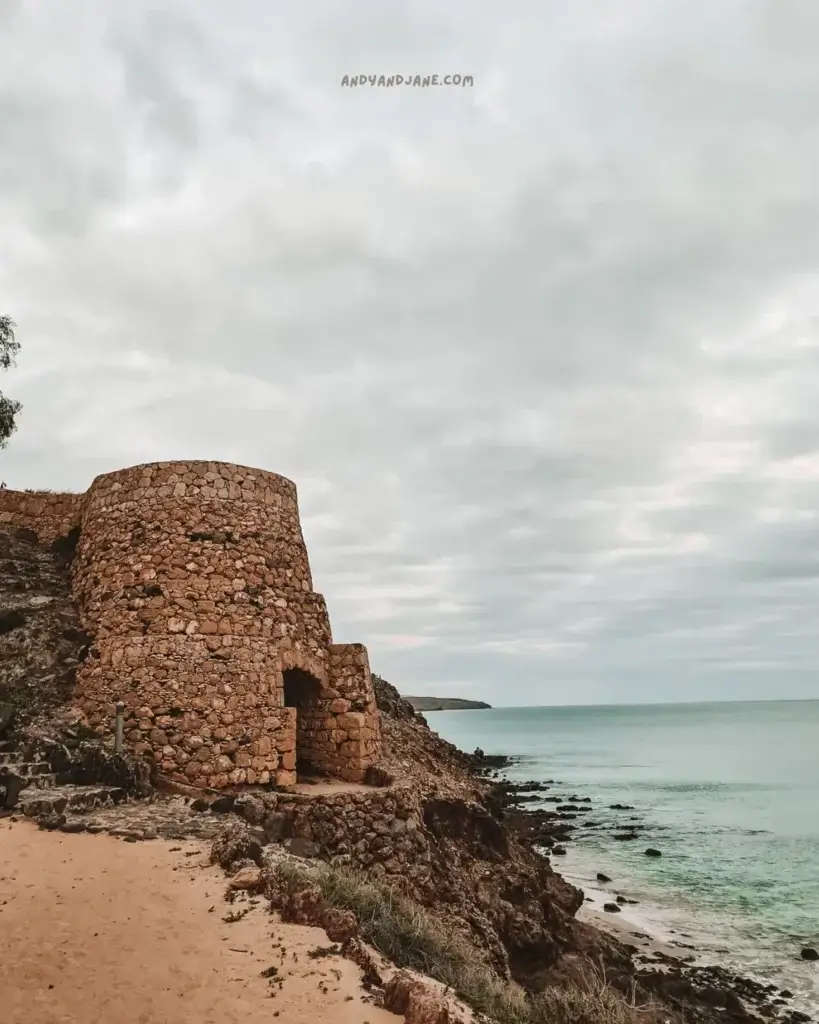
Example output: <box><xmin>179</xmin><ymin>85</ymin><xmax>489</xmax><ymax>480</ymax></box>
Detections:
<box><xmin>0</xmin><ymin>461</ymin><xmax>382</xmax><ymax>789</ymax></box>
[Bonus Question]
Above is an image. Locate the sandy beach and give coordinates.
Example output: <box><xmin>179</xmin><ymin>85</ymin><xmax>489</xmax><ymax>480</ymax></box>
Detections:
<box><xmin>0</xmin><ymin>816</ymin><xmax>395</xmax><ymax>1024</ymax></box>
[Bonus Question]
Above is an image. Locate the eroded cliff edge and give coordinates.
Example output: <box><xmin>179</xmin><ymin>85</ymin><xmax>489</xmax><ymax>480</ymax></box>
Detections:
<box><xmin>1</xmin><ymin>527</ymin><xmax>792</xmax><ymax>1024</ymax></box>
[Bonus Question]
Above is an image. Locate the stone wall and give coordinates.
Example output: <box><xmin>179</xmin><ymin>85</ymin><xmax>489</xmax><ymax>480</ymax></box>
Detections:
<box><xmin>236</xmin><ymin>783</ymin><xmax>433</xmax><ymax>891</ymax></box>
<box><xmin>0</xmin><ymin>489</ymin><xmax>84</xmax><ymax>543</ymax></box>
<box><xmin>278</xmin><ymin>643</ymin><xmax>382</xmax><ymax>783</ymax></box>
<box><xmin>1</xmin><ymin>461</ymin><xmax>382</xmax><ymax>788</ymax></box>
<box><xmin>0</xmin><ymin>528</ymin><xmax>88</xmax><ymax>728</ymax></box>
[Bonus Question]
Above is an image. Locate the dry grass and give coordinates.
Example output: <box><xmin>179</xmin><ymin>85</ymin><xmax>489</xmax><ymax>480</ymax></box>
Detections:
<box><xmin>273</xmin><ymin>861</ymin><xmax>664</xmax><ymax>1024</ymax></box>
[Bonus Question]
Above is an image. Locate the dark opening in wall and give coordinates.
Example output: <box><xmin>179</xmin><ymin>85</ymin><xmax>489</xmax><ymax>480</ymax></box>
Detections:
<box><xmin>282</xmin><ymin>667</ymin><xmax>323</xmax><ymax>780</ymax></box>
<box><xmin>51</xmin><ymin>526</ymin><xmax>81</xmax><ymax>568</ymax></box>
<box><xmin>283</xmin><ymin>667</ymin><xmax>321</xmax><ymax>708</ymax></box>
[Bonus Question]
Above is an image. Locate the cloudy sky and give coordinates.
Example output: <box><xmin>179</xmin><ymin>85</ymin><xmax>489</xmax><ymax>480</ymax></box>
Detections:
<box><xmin>2</xmin><ymin>1</ymin><xmax>819</xmax><ymax>706</ymax></box>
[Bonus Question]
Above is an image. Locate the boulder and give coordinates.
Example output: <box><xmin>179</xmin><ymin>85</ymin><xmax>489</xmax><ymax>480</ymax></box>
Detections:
<box><xmin>364</xmin><ymin>764</ymin><xmax>394</xmax><ymax>787</ymax></box>
<box><xmin>234</xmin><ymin>793</ymin><xmax>266</xmax><ymax>826</ymax></box>
<box><xmin>283</xmin><ymin>837</ymin><xmax>323</xmax><ymax>859</ymax></box>
<box><xmin>603</xmin><ymin>903</ymin><xmax>621</xmax><ymax>913</ymax></box>
<box><xmin>322</xmin><ymin>907</ymin><xmax>358</xmax><ymax>944</ymax></box>
<box><xmin>384</xmin><ymin>972</ymin><xmax>450</xmax><ymax>1024</ymax></box>
<box><xmin>596</xmin><ymin>872</ymin><xmax>612</xmax><ymax>883</ymax></box>
<box><xmin>38</xmin><ymin>813</ymin><xmax>67</xmax><ymax>830</ymax></box>
<box><xmin>228</xmin><ymin>866</ymin><xmax>263</xmax><ymax>891</ymax></box>
<box><xmin>210</xmin><ymin>794</ymin><xmax>236</xmax><ymax>814</ymax></box>
<box><xmin>800</xmin><ymin>947</ymin><xmax>818</xmax><ymax>961</ymax></box>
<box><xmin>280</xmin><ymin>882</ymin><xmax>324</xmax><ymax>926</ymax></box>
<box><xmin>1</xmin><ymin>771</ymin><xmax>25</xmax><ymax>810</ymax></box>
<box><xmin>210</xmin><ymin>821</ymin><xmax>263</xmax><ymax>869</ymax></box>
<box><xmin>406</xmin><ymin>988</ymin><xmax>451</xmax><ymax>1024</ymax></box>
<box><xmin>60</xmin><ymin>821</ymin><xmax>88</xmax><ymax>834</ymax></box>
<box><xmin>262</xmin><ymin>811</ymin><xmax>288</xmax><ymax>842</ymax></box>
<box><xmin>644</xmin><ymin>848</ymin><xmax>662</xmax><ymax>858</ymax></box>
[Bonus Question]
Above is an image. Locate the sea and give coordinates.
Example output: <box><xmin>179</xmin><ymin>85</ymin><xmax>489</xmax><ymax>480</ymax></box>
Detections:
<box><xmin>427</xmin><ymin>699</ymin><xmax>819</xmax><ymax>1015</ymax></box>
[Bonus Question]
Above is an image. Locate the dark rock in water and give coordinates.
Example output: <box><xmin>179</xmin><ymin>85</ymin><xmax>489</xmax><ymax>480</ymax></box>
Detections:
<box><xmin>552</xmin><ymin>845</ymin><xmax>567</xmax><ymax>856</ymax></box>
<box><xmin>645</xmin><ymin>848</ymin><xmax>662</xmax><ymax>857</ymax></box>
<box><xmin>613</xmin><ymin>832</ymin><xmax>639</xmax><ymax>841</ymax></box>
<box><xmin>800</xmin><ymin>946</ymin><xmax>818</xmax><ymax>961</ymax></box>
<box><xmin>596</xmin><ymin>872</ymin><xmax>612</xmax><ymax>883</ymax></box>
<box><xmin>470</xmin><ymin>748</ymin><xmax>511</xmax><ymax>770</ymax></box>
<box><xmin>191</xmin><ymin>798</ymin><xmax>210</xmax><ymax>813</ymax></box>
<box><xmin>603</xmin><ymin>902</ymin><xmax>621</xmax><ymax>913</ymax></box>
<box><xmin>610</xmin><ymin>803</ymin><xmax>634</xmax><ymax>810</ymax></box>
<box><xmin>790</xmin><ymin>1012</ymin><xmax>811</xmax><ymax>1024</ymax></box>
<box><xmin>616</xmin><ymin>895</ymin><xmax>627</xmax><ymax>904</ymax></box>
<box><xmin>781</xmin><ymin>990</ymin><xmax>794</xmax><ymax>998</ymax></box>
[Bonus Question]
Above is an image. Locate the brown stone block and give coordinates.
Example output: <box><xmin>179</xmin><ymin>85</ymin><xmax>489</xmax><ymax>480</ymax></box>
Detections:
<box><xmin>338</xmin><ymin>712</ymin><xmax>366</xmax><ymax>728</ymax></box>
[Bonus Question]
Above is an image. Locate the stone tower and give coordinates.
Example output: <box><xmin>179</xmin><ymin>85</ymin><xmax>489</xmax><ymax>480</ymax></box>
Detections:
<box><xmin>0</xmin><ymin>461</ymin><xmax>382</xmax><ymax>788</ymax></box>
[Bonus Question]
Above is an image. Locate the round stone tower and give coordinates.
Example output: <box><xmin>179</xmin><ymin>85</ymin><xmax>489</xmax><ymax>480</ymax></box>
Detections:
<box><xmin>66</xmin><ymin>461</ymin><xmax>380</xmax><ymax>788</ymax></box>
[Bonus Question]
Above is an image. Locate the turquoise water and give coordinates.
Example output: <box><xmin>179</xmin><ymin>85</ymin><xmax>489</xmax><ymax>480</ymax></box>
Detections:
<box><xmin>428</xmin><ymin>700</ymin><xmax>819</xmax><ymax>1012</ymax></box>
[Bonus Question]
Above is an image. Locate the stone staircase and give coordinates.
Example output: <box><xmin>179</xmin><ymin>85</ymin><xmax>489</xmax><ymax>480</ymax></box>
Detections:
<box><xmin>0</xmin><ymin>735</ymin><xmax>132</xmax><ymax>822</ymax></box>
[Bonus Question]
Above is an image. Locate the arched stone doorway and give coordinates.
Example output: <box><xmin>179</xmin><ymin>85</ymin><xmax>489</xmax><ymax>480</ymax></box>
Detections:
<box><xmin>282</xmin><ymin>666</ymin><xmax>324</xmax><ymax>780</ymax></box>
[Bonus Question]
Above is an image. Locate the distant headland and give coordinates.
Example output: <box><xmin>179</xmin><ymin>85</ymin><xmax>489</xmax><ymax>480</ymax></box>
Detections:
<box><xmin>403</xmin><ymin>696</ymin><xmax>492</xmax><ymax>712</ymax></box>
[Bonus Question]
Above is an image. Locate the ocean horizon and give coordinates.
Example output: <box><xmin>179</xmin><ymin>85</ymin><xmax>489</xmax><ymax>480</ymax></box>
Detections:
<box><xmin>427</xmin><ymin>698</ymin><xmax>819</xmax><ymax>1015</ymax></box>
<box><xmin>473</xmin><ymin>697</ymin><xmax>819</xmax><ymax>710</ymax></box>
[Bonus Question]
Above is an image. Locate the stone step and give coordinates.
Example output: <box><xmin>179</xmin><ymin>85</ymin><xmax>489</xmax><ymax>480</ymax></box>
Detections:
<box><xmin>0</xmin><ymin>751</ymin><xmax>21</xmax><ymax>766</ymax></box>
<box><xmin>20</xmin><ymin>785</ymin><xmax>128</xmax><ymax>819</ymax></box>
<box><xmin>19</xmin><ymin>761</ymin><xmax>52</xmax><ymax>777</ymax></box>
<box><xmin>24</xmin><ymin>774</ymin><xmax>58</xmax><ymax>790</ymax></box>
<box><xmin>1</xmin><ymin>764</ymin><xmax>57</xmax><ymax>789</ymax></box>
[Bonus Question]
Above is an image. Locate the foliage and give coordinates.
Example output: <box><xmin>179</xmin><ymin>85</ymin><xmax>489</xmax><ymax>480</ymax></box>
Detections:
<box><xmin>273</xmin><ymin>860</ymin><xmax>663</xmax><ymax>1024</ymax></box>
<box><xmin>0</xmin><ymin>315</ymin><xmax>22</xmax><ymax>451</ymax></box>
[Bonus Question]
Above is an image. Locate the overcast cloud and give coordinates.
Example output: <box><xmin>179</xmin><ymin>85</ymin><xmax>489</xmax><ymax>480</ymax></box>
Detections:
<box><xmin>3</xmin><ymin>0</ymin><xmax>819</xmax><ymax>705</ymax></box>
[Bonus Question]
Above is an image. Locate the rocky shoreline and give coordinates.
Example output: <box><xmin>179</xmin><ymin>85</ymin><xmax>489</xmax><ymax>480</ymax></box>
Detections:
<box><xmin>471</xmin><ymin>750</ymin><xmax>815</xmax><ymax>1024</ymax></box>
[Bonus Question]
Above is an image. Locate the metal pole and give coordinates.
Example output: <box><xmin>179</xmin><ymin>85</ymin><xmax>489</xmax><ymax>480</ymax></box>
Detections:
<box><xmin>115</xmin><ymin>701</ymin><xmax>125</xmax><ymax>754</ymax></box>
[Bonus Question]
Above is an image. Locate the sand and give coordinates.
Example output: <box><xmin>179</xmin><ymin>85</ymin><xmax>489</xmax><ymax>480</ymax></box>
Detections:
<box><xmin>578</xmin><ymin>903</ymin><xmax>687</xmax><ymax>963</ymax></box>
<box><xmin>0</xmin><ymin>816</ymin><xmax>396</xmax><ymax>1024</ymax></box>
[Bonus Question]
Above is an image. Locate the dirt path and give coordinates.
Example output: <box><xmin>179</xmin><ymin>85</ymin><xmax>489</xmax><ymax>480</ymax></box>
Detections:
<box><xmin>0</xmin><ymin>817</ymin><xmax>395</xmax><ymax>1024</ymax></box>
